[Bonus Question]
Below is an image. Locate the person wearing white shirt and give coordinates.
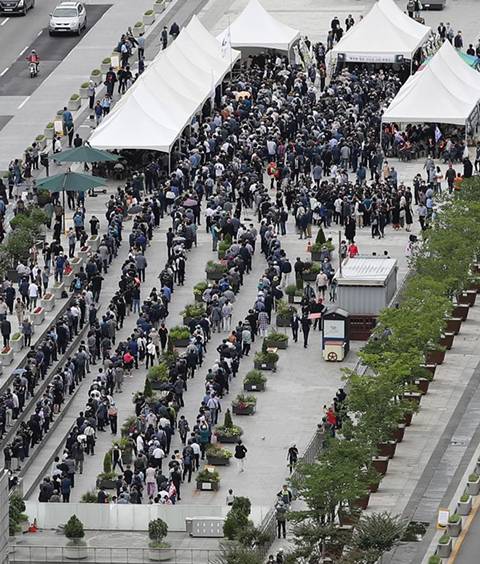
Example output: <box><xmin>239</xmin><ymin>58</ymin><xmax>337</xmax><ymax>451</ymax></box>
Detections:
<box><xmin>28</xmin><ymin>282</ymin><xmax>39</xmax><ymax>310</ymax></box>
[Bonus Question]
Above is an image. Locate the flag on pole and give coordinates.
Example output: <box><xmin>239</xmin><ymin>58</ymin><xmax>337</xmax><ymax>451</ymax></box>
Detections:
<box><xmin>435</xmin><ymin>125</ymin><xmax>442</xmax><ymax>143</ymax></box>
<box><xmin>221</xmin><ymin>25</ymin><xmax>231</xmax><ymax>59</ymax></box>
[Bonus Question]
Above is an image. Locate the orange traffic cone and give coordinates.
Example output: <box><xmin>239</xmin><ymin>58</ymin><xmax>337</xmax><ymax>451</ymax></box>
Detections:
<box><xmin>28</xmin><ymin>518</ymin><xmax>38</xmax><ymax>533</ymax></box>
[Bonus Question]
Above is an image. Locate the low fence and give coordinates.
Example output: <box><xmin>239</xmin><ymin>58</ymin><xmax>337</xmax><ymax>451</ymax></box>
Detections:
<box><xmin>8</xmin><ymin>545</ymin><xmax>221</xmax><ymax>563</ymax></box>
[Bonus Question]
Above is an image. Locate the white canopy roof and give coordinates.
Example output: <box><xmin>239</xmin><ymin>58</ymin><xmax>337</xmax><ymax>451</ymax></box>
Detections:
<box><xmin>90</xmin><ymin>17</ymin><xmax>240</xmax><ymax>153</ymax></box>
<box><xmin>382</xmin><ymin>41</ymin><xmax>480</xmax><ymax>126</ymax></box>
<box><xmin>332</xmin><ymin>0</ymin><xmax>430</xmax><ymax>62</ymax></box>
<box><xmin>216</xmin><ymin>0</ymin><xmax>300</xmax><ymax>52</ymax></box>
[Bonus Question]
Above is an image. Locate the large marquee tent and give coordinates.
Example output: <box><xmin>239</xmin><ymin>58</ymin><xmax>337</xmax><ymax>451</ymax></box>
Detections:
<box><xmin>332</xmin><ymin>0</ymin><xmax>431</xmax><ymax>63</ymax></box>
<box><xmin>216</xmin><ymin>0</ymin><xmax>300</xmax><ymax>52</ymax></box>
<box><xmin>382</xmin><ymin>40</ymin><xmax>480</xmax><ymax>126</ymax></box>
<box><xmin>89</xmin><ymin>17</ymin><xmax>240</xmax><ymax>153</ymax></box>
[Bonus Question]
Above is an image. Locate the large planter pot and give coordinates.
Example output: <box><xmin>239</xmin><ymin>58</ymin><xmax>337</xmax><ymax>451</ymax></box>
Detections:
<box><xmin>458</xmin><ymin>496</ymin><xmax>472</xmax><ymax>516</ymax></box>
<box><xmin>51</xmin><ymin>283</ymin><xmax>65</xmax><ymax>299</ymax></box>
<box><xmin>44</xmin><ymin>126</ymin><xmax>54</xmax><ymax>140</ymax></box>
<box><xmin>353</xmin><ymin>493</ymin><xmax>370</xmax><ymax>510</ymax></box>
<box><xmin>254</xmin><ymin>360</ymin><xmax>276</xmax><ymax>371</ymax></box>
<box><xmin>338</xmin><ymin>510</ymin><xmax>360</xmax><ymax>527</ymax></box>
<box><xmin>377</xmin><ymin>441</ymin><xmax>397</xmax><ymax>459</ymax></box>
<box><xmin>70</xmin><ymin>257</ymin><xmax>83</xmax><ymax>274</ymax></box>
<box><xmin>215</xmin><ymin>434</ymin><xmax>240</xmax><ymax>444</ymax></box>
<box><xmin>132</xmin><ymin>23</ymin><xmax>145</xmax><ymax>37</ymax></box>
<box><xmin>403</xmin><ymin>391</ymin><xmax>422</xmax><ymax>405</ymax></box>
<box><xmin>402</xmin><ymin>411</ymin><xmax>413</xmax><ymax>427</ymax></box>
<box><xmin>35</xmin><ymin>136</ymin><xmax>47</xmax><ymax>150</ymax></box>
<box><xmin>154</xmin><ymin>1</ymin><xmax>165</xmax><ymax>13</ymax></box>
<box><xmin>96</xmin><ymin>478</ymin><xmax>116</xmax><ymax>490</ymax></box>
<box><xmin>439</xmin><ymin>333</ymin><xmax>454</xmax><ymax>350</ymax></box>
<box><xmin>171</xmin><ymin>338</ymin><xmax>190</xmax><ymax>348</ymax></box>
<box><xmin>457</xmin><ymin>292</ymin><xmax>475</xmax><ymax>307</ymax></box>
<box><xmin>101</xmin><ymin>61</ymin><xmax>111</xmax><ymax>73</ymax></box>
<box><xmin>420</xmin><ymin>363</ymin><xmax>437</xmax><ymax>377</ymax></box>
<box><xmin>41</xmin><ymin>293</ymin><xmax>55</xmax><ymax>312</ymax></box>
<box><xmin>148</xmin><ymin>547</ymin><xmax>174</xmax><ymax>562</ymax></box>
<box><xmin>0</xmin><ymin>349</ymin><xmax>13</xmax><ymax>366</ymax></box>
<box><xmin>264</xmin><ymin>339</ymin><xmax>288</xmax><ymax>350</ymax></box>
<box><xmin>452</xmin><ymin>304</ymin><xmax>469</xmax><ymax>321</ymax></box>
<box><xmin>90</xmin><ymin>71</ymin><xmax>102</xmax><ymax>85</ymax></box>
<box><xmin>371</xmin><ymin>456</ymin><xmax>389</xmax><ymax>476</ymax></box>
<box><xmin>311</xmin><ymin>251</ymin><xmax>323</xmax><ymax>262</ymax></box>
<box><xmin>437</xmin><ymin>538</ymin><xmax>452</xmax><ymax>558</ymax></box>
<box><xmin>63</xmin><ymin>271</ymin><xmax>74</xmax><ymax>288</ymax></box>
<box><xmin>232</xmin><ymin>404</ymin><xmax>256</xmax><ymax>416</ymax></box>
<box><xmin>64</xmin><ymin>540</ymin><xmax>88</xmax><ymax>560</ymax></box>
<box><xmin>415</xmin><ymin>378</ymin><xmax>430</xmax><ymax>395</ymax></box>
<box><xmin>391</xmin><ymin>424</ymin><xmax>406</xmax><ymax>443</ymax></box>
<box><xmin>276</xmin><ymin>315</ymin><xmax>291</xmax><ymax>328</ymax></box>
<box><xmin>143</xmin><ymin>12</ymin><xmax>155</xmax><ymax>25</ymax></box>
<box><xmin>464</xmin><ymin>290</ymin><xmax>477</xmax><ymax>306</ymax></box>
<box><xmin>466</xmin><ymin>479</ymin><xmax>480</xmax><ymax>496</ymax></box>
<box><xmin>87</xmin><ymin>235</ymin><xmax>100</xmax><ymax>252</ymax></box>
<box><xmin>68</xmin><ymin>97</ymin><xmax>81</xmax><ymax>112</ymax></box>
<box><xmin>150</xmin><ymin>380</ymin><xmax>169</xmax><ymax>391</ymax></box>
<box><xmin>302</xmin><ymin>272</ymin><xmax>317</xmax><ymax>282</ymax></box>
<box><xmin>205</xmin><ymin>271</ymin><xmax>224</xmax><ymax>281</ymax></box>
<box><xmin>425</xmin><ymin>350</ymin><xmax>446</xmax><ymax>365</ymax></box>
<box><xmin>206</xmin><ymin>456</ymin><xmax>230</xmax><ymax>466</ymax></box>
<box><xmin>446</xmin><ymin>317</ymin><xmax>462</xmax><ymax>335</ymax></box>
<box><xmin>243</xmin><ymin>382</ymin><xmax>265</xmax><ymax>392</ymax></box>
<box><xmin>32</xmin><ymin>307</ymin><xmax>45</xmax><ymax>325</ymax></box>
<box><xmin>10</xmin><ymin>337</ymin><xmax>23</xmax><ymax>353</ymax></box>
<box><xmin>368</xmin><ymin>481</ymin><xmax>380</xmax><ymax>493</ymax></box>
<box><xmin>448</xmin><ymin>520</ymin><xmax>462</xmax><ymax>537</ymax></box>
<box><xmin>196</xmin><ymin>480</ymin><xmax>219</xmax><ymax>491</ymax></box>
<box><xmin>78</xmin><ymin>246</ymin><xmax>91</xmax><ymax>260</ymax></box>
<box><xmin>79</xmin><ymin>85</ymin><xmax>89</xmax><ymax>99</ymax></box>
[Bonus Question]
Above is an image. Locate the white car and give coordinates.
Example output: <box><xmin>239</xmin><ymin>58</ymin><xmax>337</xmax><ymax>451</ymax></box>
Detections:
<box><xmin>49</xmin><ymin>1</ymin><xmax>87</xmax><ymax>35</ymax></box>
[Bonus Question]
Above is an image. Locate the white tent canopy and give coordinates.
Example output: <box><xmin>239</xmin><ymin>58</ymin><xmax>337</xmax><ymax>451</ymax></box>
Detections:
<box><xmin>332</xmin><ymin>0</ymin><xmax>431</xmax><ymax>63</ymax></box>
<box><xmin>90</xmin><ymin>17</ymin><xmax>240</xmax><ymax>153</ymax></box>
<box><xmin>216</xmin><ymin>0</ymin><xmax>300</xmax><ymax>52</ymax></box>
<box><xmin>382</xmin><ymin>41</ymin><xmax>480</xmax><ymax>126</ymax></box>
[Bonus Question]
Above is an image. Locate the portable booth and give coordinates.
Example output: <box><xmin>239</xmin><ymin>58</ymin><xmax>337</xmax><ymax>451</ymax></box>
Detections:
<box><xmin>321</xmin><ymin>307</ymin><xmax>350</xmax><ymax>362</ymax></box>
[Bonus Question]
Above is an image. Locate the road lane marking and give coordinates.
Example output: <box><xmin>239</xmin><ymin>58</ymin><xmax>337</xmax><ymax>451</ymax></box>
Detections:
<box><xmin>0</xmin><ymin>67</ymin><xmax>8</xmax><ymax>77</ymax></box>
<box><xmin>36</xmin><ymin>29</ymin><xmax>42</xmax><ymax>37</ymax></box>
<box><xmin>0</xmin><ymin>18</ymin><xmax>9</xmax><ymax>26</ymax></box>
<box><xmin>17</xmin><ymin>96</ymin><xmax>30</xmax><ymax>109</ymax></box>
<box><xmin>17</xmin><ymin>46</ymin><xmax>29</xmax><ymax>57</ymax></box>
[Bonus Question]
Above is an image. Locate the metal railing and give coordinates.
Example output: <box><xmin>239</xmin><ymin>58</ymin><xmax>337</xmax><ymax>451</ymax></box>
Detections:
<box><xmin>8</xmin><ymin>545</ymin><xmax>221</xmax><ymax>563</ymax></box>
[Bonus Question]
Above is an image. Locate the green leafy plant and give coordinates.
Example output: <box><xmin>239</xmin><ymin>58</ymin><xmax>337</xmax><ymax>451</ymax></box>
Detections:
<box><xmin>206</xmin><ymin>260</ymin><xmax>227</xmax><ymax>274</ymax></box>
<box><xmin>193</xmin><ymin>280</ymin><xmax>208</xmax><ymax>298</ymax></box>
<box><xmin>205</xmin><ymin>445</ymin><xmax>232</xmax><ymax>459</ymax></box>
<box><xmin>148</xmin><ymin>518</ymin><xmax>169</xmax><ymax>549</ymax></box>
<box><xmin>448</xmin><ymin>513</ymin><xmax>461</xmax><ymax>524</ymax></box>
<box><xmin>197</xmin><ymin>468</ymin><xmax>220</xmax><ymax>483</ymax></box>
<box><xmin>254</xmin><ymin>351</ymin><xmax>279</xmax><ymax>365</ymax></box>
<box><xmin>265</xmin><ymin>331</ymin><xmax>288</xmax><ymax>343</ymax></box>
<box><xmin>243</xmin><ymin>370</ymin><xmax>267</xmax><ymax>386</ymax></box>
<box><xmin>64</xmin><ymin>515</ymin><xmax>85</xmax><ymax>539</ymax></box>
<box><xmin>438</xmin><ymin>533</ymin><xmax>450</xmax><ymax>545</ymax></box>
<box><xmin>144</xmin><ymin>378</ymin><xmax>153</xmax><ymax>397</ymax></box>
<box><xmin>81</xmin><ymin>490</ymin><xmax>98</xmax><ymax>503</ymax></box>
<box><xmin>168</xmin><ymin>326</ymin><xmax>191</xmax><ymax>341</ymax></box>
<box><xmin>460</xmin><ymin>494</ymin><xmax>470</xmax><ymax>502</ymax></box>
<box><xmin>232</xmin><ymin>394</ymin><xmax>257</xmax><ymax>407</ymax></box>
<box><xmin>469</xmin><ymin>473</ymin><xmax>479</xmax><ymax>482</ymax></box>
<box><xmin>147</xmin><ymin>363</ymin><xmax>169</xmax><ymax>383</ymax></box>
<box><xmin>276</xmin><ymin>299</ymin><xmax>297</xmax><ymax>318</ymax></box>
<box><xmin>428</xmin><ymin>556</ymin><xmax>441</xmax><ymax>564</ymax></box>
<box><xmin>102</xmin><ymin>58</ymin><xmax>111</xmax><ymax>64</ymax></box>
<box><xmin>181</xmin><ymin>303</ymin><xmax>206</xmax><ymax>319</ymax></box>
<box><xmin>215</xmin><ymin>409</ymin><xmax>243</xmax><ymax>439</ymax></box>
<box><xmin>70</xmin><ymin>94</ymin><xmax>80</xmax><ymax>101</ymax></box>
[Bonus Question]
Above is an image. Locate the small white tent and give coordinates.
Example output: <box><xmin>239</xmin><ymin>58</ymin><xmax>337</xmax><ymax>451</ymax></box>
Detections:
<box><xmin>332</xmin><ymin>0</ymin><xmax>430</xmax><ymax>63</ymax></box>
<box><xmin>216</xmin><ymin>0</ymin><xmax>300</xmax><ymax>52</ymax></box>
<box><xmin>90</xmin><ymin>17</ymin><xmax>240</xmax><ymax>153</ymax></box>
<box><xmin>382</xmin><ymin>41</ymin><xmax>480</xmax><ymax>126</ymax></box>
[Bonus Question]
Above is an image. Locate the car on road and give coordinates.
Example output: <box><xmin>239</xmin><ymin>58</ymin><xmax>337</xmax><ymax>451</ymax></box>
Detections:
<box><xmin>0</xmin><ymin>0</ymin><xmax>34</xmax><ymax>16</ymax></box>
<box><xmin>48</xmin><ymin>1</ymin><xmax>87</xmax><ymax>35</ymax></box>
<box><xmin>422</xmin><ymin>0</ymin><xmax>446</xmax><ymax>9</ymax></box>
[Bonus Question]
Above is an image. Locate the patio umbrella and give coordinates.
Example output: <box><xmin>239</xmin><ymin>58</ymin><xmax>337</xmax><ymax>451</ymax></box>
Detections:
<box><xmin>48</xmin><ymin>145</ymin><xmax>120</xmax><ymax>163</ymax></box>
<box><xmin>36</xmin><ymin>171</ymin><xmax>106</xmax><ymax>229</ymax></box>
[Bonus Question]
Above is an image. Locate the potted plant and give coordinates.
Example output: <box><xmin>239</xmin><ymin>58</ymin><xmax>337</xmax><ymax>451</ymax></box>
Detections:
<box><xmin>466</xmin><ymin>472</ymin><xmax>480</xmax><ymax>495</ymax></box>
<box><xmin>437</xmin><ymin>533</ymin><xmax>452</xmax><ymax>558</ymax></box>
<box><xmin>205</xmin><ymin>445</ymin><xmax>232</xmax><ymax>466</ymax></box>
<box><xmin>132</xmin><ymin>21</ymin><xmax>145</xmax><ymax>37</ymax></box>
<box><xmin>193</xmin><ymin>281</ymin><xmax>207</xmax><ymax>302</ymax></box>
<box><xmin>143</xmin><ymin>9</ymin><xmax>155</xmax><ymax>25</ymax></box>
<box><xmin>181</xmin><ymin>303</ymin><xmax>205</xmax><ymax>327</ymax></box>
<box><xmin>214</xmin><ymin>409</ymin><xmax>243</xmax><ymax>444</ymax></box>
<box><xmin>90</xmin><ymin>68</ymin><xmax>102</xmax><ymax>85</ymax></box>
<box><xmin>254</xmin><ymin>350</ymin><xmax>279</xmax><ymax>371</ymax></box>
<box><xmin>0</xmin><ymin>346</ymin><xmax>13</xmax><ymax>366</ymax></box>
<box><xmin>232</xmin><ymin>394</ymin><xmax>257</xmax><ymax>416</ymax></box>
<box><xmin>310</xmin><ymin>228</ymin><xmax>334</xmax><ymax>261</ymax></box>
<box><xmin>445</xmin><ymin>316</ymin><xmax>462</xmax><ymax>335</ymax></box>
<box><xmin>205</xmin><ymin>260</ymin><xmax>227</xmax><ymax>281</ymax></box>
<box><xmin>78</xmin><ymin>245</ymin><xmax>91</xmax><ymax>260</ymax></box>
<box><xmin>64</xmin><ymin>268</ymin><xmax>74</xmax><ymax>288</ymax></box>
<box><xmin>64</xmin><ymin>515</ymin><xmax>87</xmax><ymax>560</ymax></box>
<box><xmin>285</xmin><ymin>284</ymin><xmax>303</xmax><ymax>304</ymax></box>
<box><xmin>70</xmin><ymin>256</ymin><xmax>83</xmax><ymax>274</ymax></box>
<box><xmin>447</xmin><ymin>513</ymin><xmax>462</xmax><ymax>537</ymax></box>
<box><xmin>376</xmin><ymin>441</ymin><xmax>397</xmax><ymax>459</ymax></box>
<box><xmin>458</xmin><ymin>493</ymin><xmax>472</xmax><ymax>516</ymax></box>
<box><xmin>425</xmin><ymin>345</ymin><xmax>446</xmax><ymax>365</ymax></box>
<box><xmin>96</xmin><ymin>451</ymin><xmax>117</xmax><ymax>489</ymax></box>
<box><xmin>80</xmin><ymin>491</ymin><xmax>98</xmax><ymax>503</ymax></box>
<box><xmin>154</xmin><ymin>0</ymin><xmax>166</xmax><ymax>13</ymax></box>
<box><xmin>196</xmin><ymin>468</ymin><xmax>220</xmax><ymax>491</ymax></box>
<box><xmin>9</xmin><ymin>495</ymin><xmax>28</xmax><ymax>536</ymax></box>
<box><xmin>87</xmin><ymin>234</ymin><xmax>100</xmax><ymax>252</ymax></box>
<box><xmin>147</xmin><ymin>363</ymin><xmax>170</xmax><ymax>390</ymax></box>
<box><xmin>168</xmin><ymin>326</ymin><xmax>191</xmax><ymax>347</ymax></box>
<box><xmin>276</xmin><ymin>300</ymin><xmax>296</xmax><ymax>327</ymax></box>
<box><xmin>44</xmin><ymin>122</ymin><xmax>55</xmax><ymax>139</ymax></box>
<box><xmin>148</xmin><ymin>518</ymin><xmax>172</xmax><ymax>562</ymax></box>
<box><xmin>79</xmin><ymin>82</ymin><xmax>90</xmax><ymax>99</ymax></box>
<box><xmin>264</xmin><ymin>331</ymin><xmax>289</xmax><ymax>350</ymax></box>
<box><xmin>100</xmin><ymin>57</ymin><xmax>111</xmax><ymax>73</ymax></box>
<box><xmin>428</xmin><ymin>557</ymin><xmax>441</xmax><ymax>564</ymax></box>
<box><xmin>243</xmin><ymin>370</ymin><xmax>267</xmax><ymax>392</ymax></box>
<box><xmin>391</xmin><ymin>424</ymin><xmax>406</xmax><ymax>443</ymax></box>
<box><xmin>68</xmin><ymin>93</ymin><xmax>81</xmax><ymax>111</ymax></box>
<box><xmin>35</xmin><ymin>134</ymin><xmax>47</xmax><ymax>150</ymax></box>
<box><xmin>217</xmin><ymin>237</ymin><xmax>231</xmax><ymax>260</ymax></box>
<box><xmin>51</xmin><ymin>281</ymin><xmax>64</xmax><ymax>299</ymax></box>
<box><xmin>41</xmin><ymin>292</ymin><xmax>55</xmax><ymax>311</ymax></box>
<box><xmin>439</xmin><ymin>332</ymin><xmax>455</xmax><ymax>350</ymax></box>
<box><xmin>10</xmin><ymin>333</ymin><xmax>23</xmax><ymax>353</ymax></box>
<box><xmin>121</xmin><ymin>415</ymin><xmax>138</xmax><ymax>437</ymax></box>
<box><xmin>118</xmin><ymin>436</ymin><xmax>134</xmax><ymax>465</ymax></box>
<box><xmin>302</xmin><ymin>262</ymin><xmax>321</xmax><ymax>282</ymax></box>
<box><xmin>371</xmin><ymin>455</ymin><xmax>389</xmax><ymax>476</ymax></box>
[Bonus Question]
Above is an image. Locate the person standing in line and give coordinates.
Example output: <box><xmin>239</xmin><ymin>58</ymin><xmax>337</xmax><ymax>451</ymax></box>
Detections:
<box><xmin>234</xmin><ymin>440</ymin><xmax>247</xmax><ymax>472</ymax></box>
<box><xmin>275</xmin><ymin>496</ymin><xmax>288</xmax><ymax>539</ymax></box>
<box><xmin>301</xmin><ymin>315</ymin><xmax>311</xmax><ymax>349</ymax></box>
<box><xmin>290</xmin><ymin>311</ymin><xmax>299</xmax><ymax>343</ymax></box>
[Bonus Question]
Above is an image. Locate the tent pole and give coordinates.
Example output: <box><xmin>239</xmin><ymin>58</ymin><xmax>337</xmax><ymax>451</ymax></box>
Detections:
<box><xmin>168</xmin><ymin>151</ymin><xmax>171</xmax><ymax>175</ymax></box>
<box><xmin>410</xmin><ymin>58</ymin><xmax>413</xmax><ymax>76</ymax></box>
